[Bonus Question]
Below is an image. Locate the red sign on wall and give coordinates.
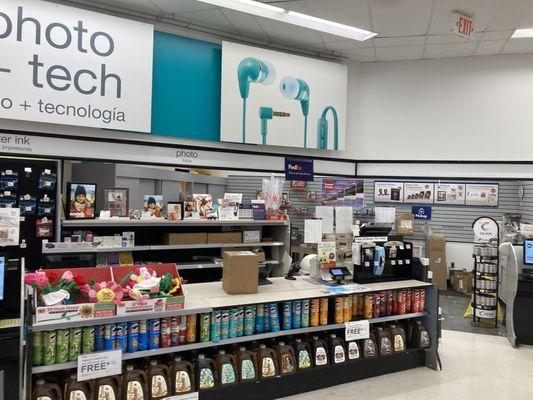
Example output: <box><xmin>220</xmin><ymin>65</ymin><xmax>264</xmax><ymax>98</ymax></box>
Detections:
<box><xmin>453</xmin><ymin>13</ymin><xmax>474</xmax><ymax>39</ymax></box>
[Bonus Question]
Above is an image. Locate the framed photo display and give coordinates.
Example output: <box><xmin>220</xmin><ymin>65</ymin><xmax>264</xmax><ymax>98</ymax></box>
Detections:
<box><xmin>167</xmin><ymin>202</ymin><xmax>183</xmax><ymax>221</ymax></box>
<box><xmin>67</xmin><ymin>183</ymin><xmax>96</xmax><ymax>219</ymax></box>
<box><xmin>104</xmin><ymin>188</ymin><xmax>129</xmax><ymax>217</ymax></box>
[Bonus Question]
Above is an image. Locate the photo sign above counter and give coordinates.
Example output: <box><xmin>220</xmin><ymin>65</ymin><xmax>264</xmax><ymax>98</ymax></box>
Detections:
<box><xmin>374</xmin><ymin>181</ymin><xmax>498</xmax><ymax>207</ymax></box>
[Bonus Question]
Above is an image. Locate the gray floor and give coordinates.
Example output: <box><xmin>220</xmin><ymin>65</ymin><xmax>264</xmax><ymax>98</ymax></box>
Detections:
<box><xmin>439</xmin><ymin>290</ymin><xmax>506</xmax><ymax>336</ymax></box>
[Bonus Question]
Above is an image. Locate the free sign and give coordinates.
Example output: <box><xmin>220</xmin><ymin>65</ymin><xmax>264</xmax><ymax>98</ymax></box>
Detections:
<box><xmin>77</xmin><ymin>350</ymin><xmax>122</xmax><ymax>381</ymax></box>
<box><xmin>345</xmin><ymin>320</ymin><xmax>370</xmax><ymax>341</ymax></box>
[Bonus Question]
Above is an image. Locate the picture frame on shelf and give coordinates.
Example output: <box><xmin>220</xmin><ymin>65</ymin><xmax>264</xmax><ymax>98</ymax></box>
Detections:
<box><xmin>184</xmin><ymin>200</ymin><xmax>200</xmax><ymax>219</ymax></box>
<box><xmin>66</xmin><ymin>182</ymin><xmax>96</xmax><ymax>220</ymax></box>
<box><xmin>193</xmin><ymin>194</ymin><xmax>214</xmax><ymax>219</ymax></box>
<box><xmin>167</xmin><ymin>202</ymin><xmax>184</xmax><ymax>221</ymax></box>
<box><xmin>144</xmin><ymin>195</ymin><xmax>164</xmax><ymax>218</ymax></box>
<box><xmin>103</xmin><ymin>188</ymin><xmax>129</xmax><ymax>217</ymax></box>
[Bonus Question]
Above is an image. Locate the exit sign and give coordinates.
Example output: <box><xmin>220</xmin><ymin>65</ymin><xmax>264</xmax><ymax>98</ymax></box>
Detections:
<box><xmin>452</xmin><ymin>12</ymin><xmax>474</xmax><ymax>39</ymax></box>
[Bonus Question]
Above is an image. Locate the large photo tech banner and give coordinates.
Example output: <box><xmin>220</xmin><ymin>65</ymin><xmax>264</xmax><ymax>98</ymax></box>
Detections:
<box><xmin>0</xmin><ymin>0</ymin><xmax>153</xmax><ymax>131</ymax></box>
<box><xmin>220</xmin><ymin>41</ymin><xmax>347</xmax><ymax>150</ymax></box>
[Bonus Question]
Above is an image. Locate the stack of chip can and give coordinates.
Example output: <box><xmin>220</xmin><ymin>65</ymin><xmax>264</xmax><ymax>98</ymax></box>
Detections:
<box><xmin>95</xmin><ymin>325</ymin><xmax>105</xmax><ymax>351</ymax></box>
<box><xmin>114</xmin><ymin>323</ymin><xmax>128</xmax><ymax>351</ymax></box>
<box><xmin>160</xmin><ymin>318</ymin><xmax>171</xmax><ymax>348</ymax></box>
<box><xmin>83</xmin><ymin>326</ymin><xmax>96</xmax><ymax>354</ymax></box>
<box><xmin>138</xmin><ymin>320</ymin><xmax>148</xmax><ymax>351</ymax></box>
<box><xmin>244</xmin><ymin>305</ymin><xmax>256</xmax><ymax>336</ymax></box>
<box><xmin>229</xmin><ymin>308</ymin><xmax>238</xmax><ymax>338</ymax></box>
<box><xmin>148</xmin><ymin>319</ymin><xmax>161</xmax><ymax>349</ymax></box>
<box><xmin>292</xmin><ymin>300</ymin><xmax>301</xmax><ymax>329</ymax></box>
<box><xmin>186</xmin><ymin>314</ymin><xmax>196</xmax><ymax>343</ymax></box>
<box><xmin>210</xmin><ymin>311</ymin><xmax>221</xmax><ymax>342</ymax></box>
<box><xmin>334</xmin><ymin>297</ymin><xmax>343</xmax><ymax>323</ymax></box>
<box><xmin>128</xmin><ymin>321</ymin><xmax>139</xmax><ymax>353</ymax></box>
<box><xmin>269</xmin><ymin>303</ymin><xmax>280</xmax><ymax>332</ymax></box>
<box><xmin>68</xmin><ymin>327</ymin><xmax>82</xmax><ymax>361</ymax></box>
<box><xmin>170</xmin><ymin>317</ymin><xmax>180</xmax><ymax>347</ymax></box>
<box><xmin>364</xmin><ymin>294</ymin><xmax>373</xmax><ymax>319</ymax></box>
<box><xmin>319</xmin><ymin>298</ymin><xmax>328</xmax><ymax>325</ymax></box>
<box><xmin>32</xmin><ymin>332</ymin><xmax>43</xmax><ymax>366</ymax></box>
<box><xmin>43</xmin><ymin>331</ymin><xmax>57</xmax><ymax>366</ymax></box>
<box><xmin>55</xmin><ymin>329</ymin><xmax>69</xmax><ymax>363</ymax></box>
<box><xmin>343</xmin><ymin>296</ymin><xmax>351</xmax><ymax>322</ymax></box>
<box><xmin>282</xmin><ymin>301</ymin><xmax>292</xmax><ymax>330</ymax></box>
<box><xmin>310</xmin><ymin>298</ymin><xmax>320</xmax><ymax>327</ymax></box>
<box><xmin>200</xmin><ymin>313</ymin><xmax>211</xmax><ymax>342</ymax></box>
<box><xmin>301</xmin><ymin>299</ymin><xmax>310</xmax><ymax>328</ymax></box>
<box><xmin>255</xmin><ymin>305</ymin><xmax>264</xmax><ymax>333</ymax></box>
<box><xmin>237</xmin><ymin>307</ymin><xmax>244</xmax><ymax>337</ymax></box>
<box><xmin>221</xmin><ymin>310</ymin><xmax>230</xmax><ymax>339</ymax></box>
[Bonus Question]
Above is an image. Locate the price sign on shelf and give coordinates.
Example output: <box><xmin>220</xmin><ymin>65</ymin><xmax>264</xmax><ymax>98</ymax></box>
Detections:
<box><xmin>163</xmin><ymin>393</ymin><xmax>199</xmax><ymax>400</ymax></box>
<box><xmin>345</xmin><ymin>320</ymin><xmax>370</xmax><ymax>341</ymax></box>
<box><xmin>77</xmin><ymin>350</ymin><xmax>122</xmax><ymax>381</ymax></box>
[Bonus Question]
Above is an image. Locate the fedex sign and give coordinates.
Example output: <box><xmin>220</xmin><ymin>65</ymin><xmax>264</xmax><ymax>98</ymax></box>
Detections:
<box><xmin>285</xmin><ymin>157</ymin><xmax>314</xmax><ymax>181</ymax></box>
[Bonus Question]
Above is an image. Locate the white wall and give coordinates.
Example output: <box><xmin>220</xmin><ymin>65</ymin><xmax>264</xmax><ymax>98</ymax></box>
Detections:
<box><xmin>347</xmin><ymin>54</ymin><xmax>533</xmax><ymax>161</ymax></box>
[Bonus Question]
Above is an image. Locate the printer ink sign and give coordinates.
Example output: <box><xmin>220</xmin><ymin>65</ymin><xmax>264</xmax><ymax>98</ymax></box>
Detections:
<box><xmin>412</xmin><ymin>206</ymin><xmax>432</xmax><ymax>220</ymax></box>
<box><xmin>0</xmin><ymin>0</ymin><xmax>153</xmax><ymax>131</ymax></box>
<box><xmin>285</xmin><ymin>158</ymin><xmax>314</xmax><ymax>181</ymax></box>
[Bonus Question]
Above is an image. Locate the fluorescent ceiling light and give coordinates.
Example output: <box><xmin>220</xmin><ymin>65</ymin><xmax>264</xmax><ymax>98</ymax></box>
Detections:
<box><xmin>196</xmin><ymin>0</ymin><xmax>377</xmax><ymax>41</ymax></box>
<box><xmin>512</xmin><ymin>28</ymin><xmax>533</xmax><ymax>38</ymax></box>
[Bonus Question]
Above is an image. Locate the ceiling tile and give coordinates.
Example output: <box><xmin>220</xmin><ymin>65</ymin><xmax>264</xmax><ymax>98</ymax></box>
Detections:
<box><xmin>474</xmin><ymin>39</ymin><xmax>506</xmax><ymax>55</ymax></box>
<box><xmin>323</xmin><ymin>39</ymin><xmax>375</xmax><ymax>51</ymax></box>
<box><xmin>369</xmin><ymin>0</ymin><xmax>434</xmax><ymax>36</ymax></box>
<box><xmin>173</xmin><ymin>9</ymin><xmax>239</xmax><ymax>34</ymax></box>
<box><xmin>342</xmin><ymin>47</ymin><xmax>376</xmax><ymax>62</ymax></box>
<box><xmin>90</xmin><ymin>0</ymin><xmax>163</xmax><ymax>15</ymax></box>
<box><xmin>221</xmin><ymin>9</ymin><xmax>270</xmax><ymax>41</ymax></box>
<box><xmin>152</xmin><ymin>0</ymin><xmax>215</xmax><ymax>14</ymax></box>
<box><xmin>255</xmin><ymin>18</ymin><xmax>324</xmax><ymax>46</ymax></box>
<box><xmin>485</xmin><ymin>0</ymin><xmax>533</xmax><ymax>31</ymax></box>
<box><xmin>482</xmin><ymin>30</ymin><xmax>514</xmax><ymax>40</ymax></box>
<box><xmin>374</xmin><ymin>36</ymin><xmax>426</xmax><ymax>47</ymax></box>
<box><xmin>376</xmin><ymin>45</ymin><xmax>424</xmax><ymax>61</ymax></box>
<box><xmin>501</xmin><ymin>38</ymin><xmax>533</xmax><ymax>53</ymax></box>
<box><xmin>424</xmin><ymin>41</ymin><xmax>477</xmax><ymax>58</ymax></box>
<box><xmin>427</xmin><ymin>32</ymin><xmax>482</xmax><ymax>44</ymax></box>
<box><xmin>305</xmin><ymin>0</ymin><xmax>372</xmax><ymax>30</ymax></box>
<box><xmin>428</xmin><ymin>0</ymin><xmax>498</xmax><ymax>35</ymax></box>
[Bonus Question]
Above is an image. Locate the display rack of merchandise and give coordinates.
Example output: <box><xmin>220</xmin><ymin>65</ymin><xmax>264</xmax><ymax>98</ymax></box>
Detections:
<box><xmin>23</xmin><ymin>276</ymin><xmax>439</xmax><ymax>400</ymax></box>
<box><xmin>472</xmin><ymin>244</ymin><xmax>499</xmax><ymax>327</ymax></box>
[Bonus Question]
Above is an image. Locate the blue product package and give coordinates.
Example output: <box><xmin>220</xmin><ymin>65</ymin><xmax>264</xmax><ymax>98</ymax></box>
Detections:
<box><xmin>292</xmin><ymin>300</ymin><xmax>302</xmax><ymax>329</ymax></box>
<box><xmin>269</xmin><ymin>303</ymin><xmax>280</xmax><ymax>332</ymax></box>
<box><xmin>94</xmin><ymin>325</ymin><xmax>105</xmax><ymax>351</ymax></box>
<box><xmin>221</xmin><ymin>310</ymin><xmax>230</xmax><ymax>340</ymax></box>
<box><xmin>263</xmin><ymin>304</ymin><xmax>271</xmax><ymax>332</ymax></box>
<box><xmin>148</xmin><ymin>318</ymin><xmax>161</xmax><ymax>350</ymax></box>
<box><xmin>373</xmin><ymin>247</ymin><xmax>385</xmax><ymax>275</ymax></box>
<box><xmin>229</xmin><ymin>308</ymin><xmax>238</xmax><ymax>339</ymax></box>
<box><xmin>301</xmin><ymin>299</ymin><xmax>310</xmax><ymax>328</ymax></box>
<box><xmin>138</xmin><ymin>320</ymin><xmax>148</xmax><ymax>351</ymax></box>
<box><xmin>255</xmin><ymin>305</ymin><xmax>264</xmax><ymax>333</ymax></box>
<box><xmin>244</xmin><ymin>305</ymin><xmax>256</xmax><ymax>336</ymax></box>
<box><xmin>127</xmin><ymin>321</ymin><xmax>139</xmax><ymax>353</ymax></box>
<box><xmin>115</xmin><ymin>323</ymin><xmax>128</xmax><ymax>351</ymax></box>
<box><xmin>104</xmin><ymin>324</ymin><xmax>115</xmax><ymax>350</ymax></box>
<box><xmin>237</xmin><ymin>306</ymin><xmax>244</xmax><ymax>337</ymax></box>
<box><xmin>282</xmin><ymin>301</ymin><xmax>292</xmax><ymax>330</ymax></box>
<box><xmin>210</xmin><ymin>310</ymin><xmax>221</xmax><ymax>342</ymax></box>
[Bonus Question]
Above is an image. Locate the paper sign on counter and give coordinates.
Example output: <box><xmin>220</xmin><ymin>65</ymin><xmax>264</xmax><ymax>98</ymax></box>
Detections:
<box><xmin>304</xmin><ymin>219</ymin><xmax>322</xmax><ymax>243</ymax></box>
<box><xmin>335</xmin><ymin>206</ymin><xmax>353</xmax><ymax>233</ymax></box>
<box><xmin>315</xmin><ymin>206</ymin><xmax>334</xmax><ymax>233</ymax></box>
<box><xmin>345</xmin><ymin>320</ymin><xmax>370</xmax><ymax>341</ymax></box>
<box><xmin>77</xmin><ymin>350</ymin><xmax>122</xmax><ymax>381</ymax></box>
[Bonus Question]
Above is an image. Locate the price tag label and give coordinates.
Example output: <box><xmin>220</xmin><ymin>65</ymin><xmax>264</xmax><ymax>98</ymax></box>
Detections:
<box><xmin>77</xmin><ymin>350</ymin><xmax>122</xmax><ymax>381</ymax></box>
<box><xmin>345</xmin><ymin>320</ymin><xmax>370</xmax><ymax>341</ymax></box>
<box><xmin>163</xmin><ymin>393</ymin><xmax>199</xmax><ymax>400</ymax></box>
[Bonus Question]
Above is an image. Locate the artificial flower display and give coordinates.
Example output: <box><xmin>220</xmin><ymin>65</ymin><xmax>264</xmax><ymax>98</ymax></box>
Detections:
<box><xmin>24</xmin><ymin>270</ymin><xmax>80</xmax><ymax>306</ymax></box>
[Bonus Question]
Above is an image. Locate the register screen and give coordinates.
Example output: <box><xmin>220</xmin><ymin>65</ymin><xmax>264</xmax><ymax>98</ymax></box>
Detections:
<box><xmin>524</xmin><ymin>240</ymin><xmax>533</xmax><ymax>265</ymax></box>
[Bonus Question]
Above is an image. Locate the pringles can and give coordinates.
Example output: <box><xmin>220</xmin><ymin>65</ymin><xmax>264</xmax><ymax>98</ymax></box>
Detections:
<box><xmin>334</xmin><ymin>297</ymin><xmax>344</xmax><ymax>323</ymax></box>
<box><xmin>170</xmin><ymin>317</ymin><xmax>180</xmax><ymax>346</ymax></box>
<box><xmin>301</xmin><ymin>299</ymin><xmax>310</xmax><ymax>328</ymax></box>
<box><xmin>310</xmin><ymin>298</ymin><xmax>320</xmax><ymax>327</ymax></box>
<box><xmin>32</xmin><ymin>331</ymin><xmax>43</xmax><ymax>366</ymax></box>
<box><xmin>236</xmin><ymin>307</ymin><xmax>244</xmax><ymax>337</ymax></box>
<box><xmin>363</xmin><ymin>294</ymin><xmax>373</xmax><ymax>319</ymax></box>
<box><xmin>42</xmin><ymin>330</ymin><xmax>57</xmax><ymax>365</ymax></box>
<box><xmin>255</xmin><ymin>305</ymin><xmax>264</xmax><ymax>333</ymax></box>
<box><xmin>160</xmin><ymin>318</ymin><xmax>171</xmax><ymax>348</ymax></box>
<box><xmin>292</xmin><ymin>300</ymin><xmax>302</xmax><ymax>329</ymax></box>
<box><xmin>94</xmin><ymin>325</ymin><xmax>105</xmax><ymax>351</ymax></box>
<box><xmin>319</xmin><ymin>298</ymin><xmax>329</xmax><ymax>325</ymax></box>
<box><xmin>244</xmin><ymin>305</ymin><xmax>256</xmax><ymax>336</ymax></box>
<box><xmin>55</xmin><ymin>329</ymin><xmax>69</xmax><ymax>363</ymax></box>
<box><xmin>343</xmin><ymin>296</ymin><xmax>351</xmax><ymax>322</ymax></box>
<box><xmin>148</xmin><ymin>318</ymin><xmax>161</xmax><ymax>349</ymax></box>
<box><xmin>269</xmin><ymin>303</ymin><xmax>280</xmax><ymax>332</ymax></box>
<box><xmin>103</xmin><ymin>324</ymin><xmax>114</xmax><ymax>351</ymax></box>
<box><xmin>282</xmin><ymin>301</ymin><xmax>292</xmax><ymax>330</ymax></box>
<box><xmin>186</xmin><ymin>314</ymin><xmax>196</xmax><ymax>343</ymax></box>
<box><xmin>221</xmin><ymin>310</ymin><xmax>230</xmax><ymax>340</ymax></box>
<box><xmin>138</xmin><ymin>320</ymin><xmax>148</xmax><ymax>351</ymax></box>
<box><xmin>229</xmin><ymin>308</ymin><xmax>238</xmax><ymax>339</ymax></box>
<box><xmin>200</xmin><ymin>313</ymin><xmax>211</xmax><ymax>342</ymax></box>
<box><xmin>82</xmin><ymin>326</ymin><xmax>95</xmax><ymax>354</ymax></box>
<box><xmin>210</xmin><ymin>311</ymin><xmax>221</xmax><ymax>342</ymax></box>
<box><xmin>127</xmin><ymin>321</ymin><xmax>139</xmax><ymax>353</ymax></box>
<box><xmin>68</xmin><ymin>327</ymin><xmax>82</xmax><ymax>361</ymax></box>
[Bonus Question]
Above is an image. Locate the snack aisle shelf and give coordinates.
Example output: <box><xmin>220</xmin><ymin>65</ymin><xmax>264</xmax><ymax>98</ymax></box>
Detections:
<box><xmin>42</xmin><ymin>242</ymin><xmax>285</xmax><ymax>254</ymax></box>
<box><xmin>61</xmin><ymin>218</ymin><xmax>289</xmax><ymax>227</ymax></box>
<box><xmin>31</xmin><ymin>311</ymin><xmax>429</xmax><ymax>374</ymax></box>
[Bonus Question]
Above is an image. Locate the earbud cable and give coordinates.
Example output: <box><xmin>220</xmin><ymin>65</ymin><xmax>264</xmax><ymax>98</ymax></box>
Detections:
<box><xmin>242</xmin><ymin>99</ymin><xmax>247</xmax><ymax>143</ymax></box>
<box><xmin>304</xmin><ymin>115</ymin><xmax>308</xmax><ymax>148</ymax></box>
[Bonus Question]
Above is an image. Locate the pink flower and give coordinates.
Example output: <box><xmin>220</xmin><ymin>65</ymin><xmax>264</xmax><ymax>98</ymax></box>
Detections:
<box><xmin>61</xmin><ymin>271</ymin><xmax>74</xmax><ymax>282</ymax></box>
<box><xmin>24</xmin><ymin>271</ymin><xmax>49</xmax><ymax>287</ymax></box>
<box><xmin>86</xmin><ymin>281</ymin><xmax>124</xmax><ymax>304</ymax></box>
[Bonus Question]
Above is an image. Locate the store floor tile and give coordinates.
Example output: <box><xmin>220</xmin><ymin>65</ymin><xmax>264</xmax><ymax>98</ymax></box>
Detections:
<box><xmin>281</xmin><ymin>330</ymin><xmax>533</xmax><ymax>400</ymax></box>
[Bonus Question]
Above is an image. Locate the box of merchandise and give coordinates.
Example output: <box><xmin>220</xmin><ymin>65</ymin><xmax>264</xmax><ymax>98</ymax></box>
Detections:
<box><xmin>222</xmin><ymin>251</ymin><xmax>259</xmax><ymax>294</ymax></box>
<box><xmin>163</xmin><ymin>232</ymin><xmax>207</xmax><ymax>245</ymax></box>
<box><xmin>396</xmin><ymin>213</ymin><xmax>414</xmax><ymax>235</ymax></box>
<box><xmin>208</xmin><ymin>231</ymin><xmax>242</xmax><ymax>244</ymax></box>
<box><xmin>454</xmin><ymin>269</ymin><xmax>474</xmax><ymax>294</ymax></box>
<box><xmin>427</xmin><ymin>235</ymin><xmax>447</xmax><ymax>291</ymax></box>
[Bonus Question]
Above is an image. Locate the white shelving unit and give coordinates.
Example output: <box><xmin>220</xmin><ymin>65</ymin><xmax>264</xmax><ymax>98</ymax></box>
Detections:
<box><xmin>61</xmin><ymin>218</ymin><xmax>289</xmax><ymax>228</ymax></box>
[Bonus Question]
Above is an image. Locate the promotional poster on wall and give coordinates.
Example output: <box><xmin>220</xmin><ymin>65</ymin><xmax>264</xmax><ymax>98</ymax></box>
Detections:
<box><xmin>321</xmin><ymin>179</ymin><xmax>364</xmax><ymax>207</ymax></box>
<box><xmin>466</xmin><ymin>184</ymin><xmax>499</xmax><ymax>207</ymax></box>
<box><xmin>0</xmin><ymin>0</ymin><xmax>153</xmax><ymax>132</ymax></box>
<box><xmin>404</xmin><ymin>182</ymin><xmax>434</xmax><ymax>204</ymax></box>
<box><xmin>220</xmin><ymin>41</ymin><xmax>347</xmax><ymax>150</ymax></box>
<box><xmin>374</xmin><ymin>182</ymin><xmax>404</xmax><ymax>203</ymax></box>
<box><xmin>434</xmin><ymin>183</ymin><xmax>466</xmax><ymax>205</ymax></box>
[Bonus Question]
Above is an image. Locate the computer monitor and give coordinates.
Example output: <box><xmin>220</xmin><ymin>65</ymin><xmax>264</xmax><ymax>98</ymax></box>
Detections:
<box><xmin>523</xmin><ymin>239</ymin><xmax>533</xmax><ymax>265</ymax></box>
<box><xmin>0</xmin><ymin>254</ymin><xmax>4</xmax><ymax>301</ymax></box>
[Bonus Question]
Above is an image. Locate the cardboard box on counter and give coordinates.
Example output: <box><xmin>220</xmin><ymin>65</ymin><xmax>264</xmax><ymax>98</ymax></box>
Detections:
<box><xmin>453</xmin><ymin>269</ymin><xmax>474</xmax><ymax>294</ymax></box>
<box><xmin>222</xmin><ymin>251</ymin><xmax>259</xmax><ymax>294</ymax></box>
<box><xmin>396</xmin><ymin>213</ymin><xmax>414</xmax><ymax>235</ymax></box>
<box><xmin>208</xmin><ymin>231</ymin><xmax>242</xmax><ymax>244</ymax></box>
<box><xmin>163</xmin><ymin>232</ymin><xmax>207</xmax><ymax>245</ymax></box>
<box><xmin>427</xmin><ymin>235</ymin><xmax>447</xmax><ymax>291</ymax></box>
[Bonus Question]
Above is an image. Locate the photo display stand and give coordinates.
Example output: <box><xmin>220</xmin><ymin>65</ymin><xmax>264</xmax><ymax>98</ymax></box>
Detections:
<box><xmin>471</xmin><ymin>217</ymin><xmax>500</xmax><ymax>328</ymax></box>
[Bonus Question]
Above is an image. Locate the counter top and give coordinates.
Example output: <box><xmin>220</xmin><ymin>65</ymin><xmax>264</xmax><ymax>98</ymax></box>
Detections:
<box><xmin>182</xmin><ymin>277</ymin><xmax>431</xmax><ymax>309</ymax></box>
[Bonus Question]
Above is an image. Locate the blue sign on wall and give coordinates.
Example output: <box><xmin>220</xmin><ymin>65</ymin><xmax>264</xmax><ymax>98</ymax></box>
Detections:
<box><xmin>151</xmin><ymin>32</ymin><xmax>221</xmax><ymax>142</ymax></box>
<box><xmin>412</xmin><ymin>206</ymin><xmax>432</xmax><ymax>220</ymax></box>
<box><xmin>285</xmin><ymin>158</ymin><xmax>314</xmax><ymax>181</ymax></box>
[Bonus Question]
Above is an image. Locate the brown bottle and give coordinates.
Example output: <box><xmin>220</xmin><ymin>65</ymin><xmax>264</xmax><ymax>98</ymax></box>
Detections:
<box><xmin>214</xmin><ymin>349</ymin><xmax>238</xmax><ymax>386</ymax></box>
<box><xmin>236</xmin><ymin>346</ymin><xmax>258</xmax><ymax>382</ymax></box>
<box><xmin>413</xmin><ymin>320</ymin><xmax>431</xmax><ymax>349</ymax></box>
<box><xmin>170</xmin><ymin>356</ymin><xmax>195</xmax><ymax>395</ymax></box>
<box><xmin>310</xmin><ymin>336</ymin><xmax>329</xmax><ymax>368</ymax></box>
<box><xmin>386</xmin><ymin>324</ymin><xmax>406</xmax><ymax>353</ymax></box>
<box><xmin>328</xmin><ymin>334</ymin><xmax>346</xmax><ymax>365</ymax></box>
<box><xmin>292</xmin><ymin>338</ymin><xmax>312</xmax><ymax>370</ymax></box>
<box><xmin>274</xmin><ymin>341</ymin><xmax>296</xmax><ymax>375</ymax></box>
<box><xmin>196</xmin><ymin>354</ymin><xmax>217</xmax><ymax>390</ymax></box>
<box><xmin>375</xmin><ymin>327</ymin><xmax>393</xmax><ymax>356</ymax></box>
<box><xmin>362</xmin><ymin>332</ymin><xmax>377</xmax><ymax>358</ymax></box>
<box><xmin>346</xmin><ymin>340</ymin><xmax>361</xmax><ymax>361</ymax></box>
<box><xmin>94</xmin><ymin>375</ymin><xmax>121</xmax><ymax>400</ymax></box>
<box><xmin>64</xmin><ymin>374</ymin><xmax>92</xmax><ymax>400</ymax></box>
<box><xmin>254</xmin><ymin>344</ymin><xmax>278</xmax><ymax>379</ymax></box>
<box><xmin>33</xmin><ymin>379</ymin><xmax>62</xmax><ymax>400</ymax></box>
<box><xmin>146</xmin><ymin>359</ymin><xmax>170</xmax><ymax>399</ymax></box>
<box><xmin>122</xmin><ymin>364</ymin><xmax>148</xmax><ymax>400</ymax></box>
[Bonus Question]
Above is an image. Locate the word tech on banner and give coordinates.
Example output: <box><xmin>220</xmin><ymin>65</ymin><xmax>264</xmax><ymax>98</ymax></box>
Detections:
<box><xmin>0</xmin><ymin>0</ymin><xmax>153</xmax><ymax>131</ymax></box>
